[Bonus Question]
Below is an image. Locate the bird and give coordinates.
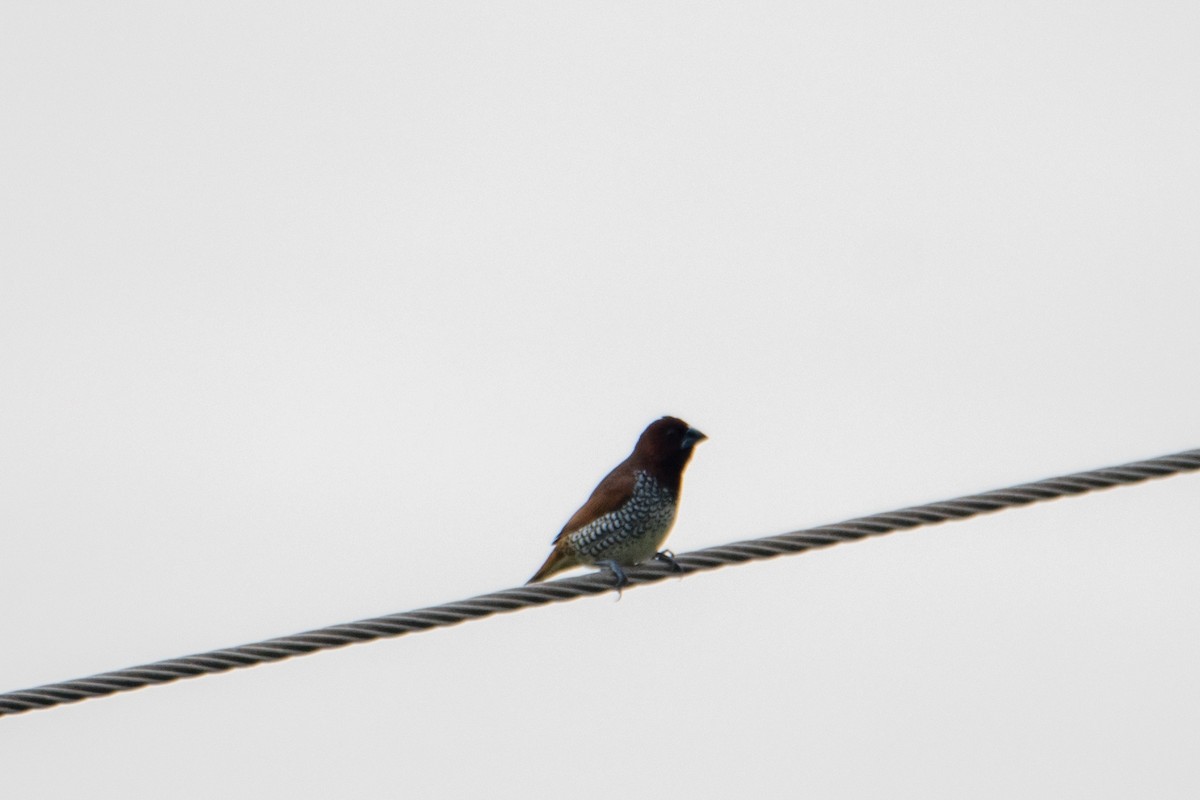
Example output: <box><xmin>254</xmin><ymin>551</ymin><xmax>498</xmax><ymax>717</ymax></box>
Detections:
<box><xmin>527</xmin><ymin>416</ymin><xmax>707</xmax><ymax>588</ymax></box>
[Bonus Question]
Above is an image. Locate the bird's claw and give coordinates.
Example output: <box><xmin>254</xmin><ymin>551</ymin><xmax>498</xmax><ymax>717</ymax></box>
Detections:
<box><xmin>654</xmin><ymin>550</ymin><xmax>684</xmax><ymax>573</ymax></box>
<box><xmin>596</xmin><ymin>559</ymin><xmax>628</xmax><ymax>599</ymax></box>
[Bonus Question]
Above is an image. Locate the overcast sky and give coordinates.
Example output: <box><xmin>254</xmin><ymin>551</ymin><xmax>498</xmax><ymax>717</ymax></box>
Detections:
<box><xmin>3</xmin><ymin>3</ymin><xmax>1199</xmax><ymax>798</ymax></box>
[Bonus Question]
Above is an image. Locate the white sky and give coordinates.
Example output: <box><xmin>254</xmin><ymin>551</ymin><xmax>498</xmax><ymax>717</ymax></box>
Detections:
<box><xmin>3</xmin><ymin>3</ymin><xmax>1199</xmax><ymax>798</ymax></box>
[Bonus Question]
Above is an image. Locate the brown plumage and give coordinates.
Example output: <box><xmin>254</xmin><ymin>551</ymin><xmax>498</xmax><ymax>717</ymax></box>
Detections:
<box><xmin>527</xmin><ymin>416</ymin><xmax>706</xmax><ymax>585</ymax></box>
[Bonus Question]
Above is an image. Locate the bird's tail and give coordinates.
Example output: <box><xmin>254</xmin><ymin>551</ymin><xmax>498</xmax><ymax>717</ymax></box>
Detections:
<box><xmin>526</xmin><ymin>550</ymin><xmax>573</xmax><ymax>584</ymax></box>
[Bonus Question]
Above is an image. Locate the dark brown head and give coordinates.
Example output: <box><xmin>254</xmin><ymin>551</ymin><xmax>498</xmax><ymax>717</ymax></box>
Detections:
<box><xmin>630</xmin><ymin>416</ymin><xmax>707</xmax><ymax>494</ymax></box>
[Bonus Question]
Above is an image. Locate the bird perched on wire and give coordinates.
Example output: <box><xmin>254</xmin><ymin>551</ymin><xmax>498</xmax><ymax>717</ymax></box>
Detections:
<box><xmin>527</xmin><ymin>416</ymin><xmax>707</xmax><ymax>589</ymax></box>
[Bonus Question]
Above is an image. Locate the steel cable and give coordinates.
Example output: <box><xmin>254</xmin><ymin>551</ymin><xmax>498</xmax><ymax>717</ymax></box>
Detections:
<box><xmin>2</xmin><ymin>447</ymin><xmax>1198</xmax><ymax>718</ymax></box>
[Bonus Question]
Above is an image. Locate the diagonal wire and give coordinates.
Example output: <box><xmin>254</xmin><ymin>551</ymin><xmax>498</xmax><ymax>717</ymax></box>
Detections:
<box><xmin>2</xmin><ymin>448</ymin><xmax>1198</xmax><ymax>719</ymax></box>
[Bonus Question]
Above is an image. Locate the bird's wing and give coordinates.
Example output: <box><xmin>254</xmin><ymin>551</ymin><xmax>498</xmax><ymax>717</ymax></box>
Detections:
<box><xmin>553</xmin><ymin>460</ymin><xmax>636</xmax><ymax>543</ymax></box>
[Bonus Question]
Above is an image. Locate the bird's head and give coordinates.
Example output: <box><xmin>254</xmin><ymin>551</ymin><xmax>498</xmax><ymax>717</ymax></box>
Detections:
<box><xmin>633</xmin><ymin>416</ymin><xmax>707</xmax><ymax>478</ymax></box>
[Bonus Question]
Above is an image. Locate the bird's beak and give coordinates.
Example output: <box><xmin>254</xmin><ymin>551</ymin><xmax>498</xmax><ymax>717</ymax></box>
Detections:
<box><xmin>682</xmin><ymin>427</ymin><xmax>707</xmax><ymax>448</ymax></box>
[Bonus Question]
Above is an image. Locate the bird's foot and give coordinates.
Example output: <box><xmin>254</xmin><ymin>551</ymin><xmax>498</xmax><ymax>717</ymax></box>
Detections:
<box><xmin>596</xmin><ymin>559</ymin><xmax>628</xmax><ymax>598</ymax></box>
<box><xmin>654</xmin><ymin>550</ymin><xmax>684</xmax><ymax>573</ymax></box>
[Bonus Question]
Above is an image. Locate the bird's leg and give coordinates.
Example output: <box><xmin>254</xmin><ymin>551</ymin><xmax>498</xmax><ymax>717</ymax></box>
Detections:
<box><xmin>654</xmin><ymin>550</ymin><xmax>683</xmax><ymax>573</ymax></box>
<box><xmin>596</xmin><ymin>559</ymin><xmax>628</xmax><ymax>597</ymax></box>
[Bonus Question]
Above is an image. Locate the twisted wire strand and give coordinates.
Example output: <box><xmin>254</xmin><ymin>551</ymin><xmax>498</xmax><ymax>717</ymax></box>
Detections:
<box><xmin>3</xmin><ymin>448</ymin><xmax>1198</xmax><ymax>719</ymax></box>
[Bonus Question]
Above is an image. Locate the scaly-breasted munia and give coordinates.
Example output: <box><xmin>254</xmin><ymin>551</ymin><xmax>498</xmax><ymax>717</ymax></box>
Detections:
<box><xmin>527</xmin><ymin>416</ymin><xmax>706</xmax><ymax>587</ymax></box>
